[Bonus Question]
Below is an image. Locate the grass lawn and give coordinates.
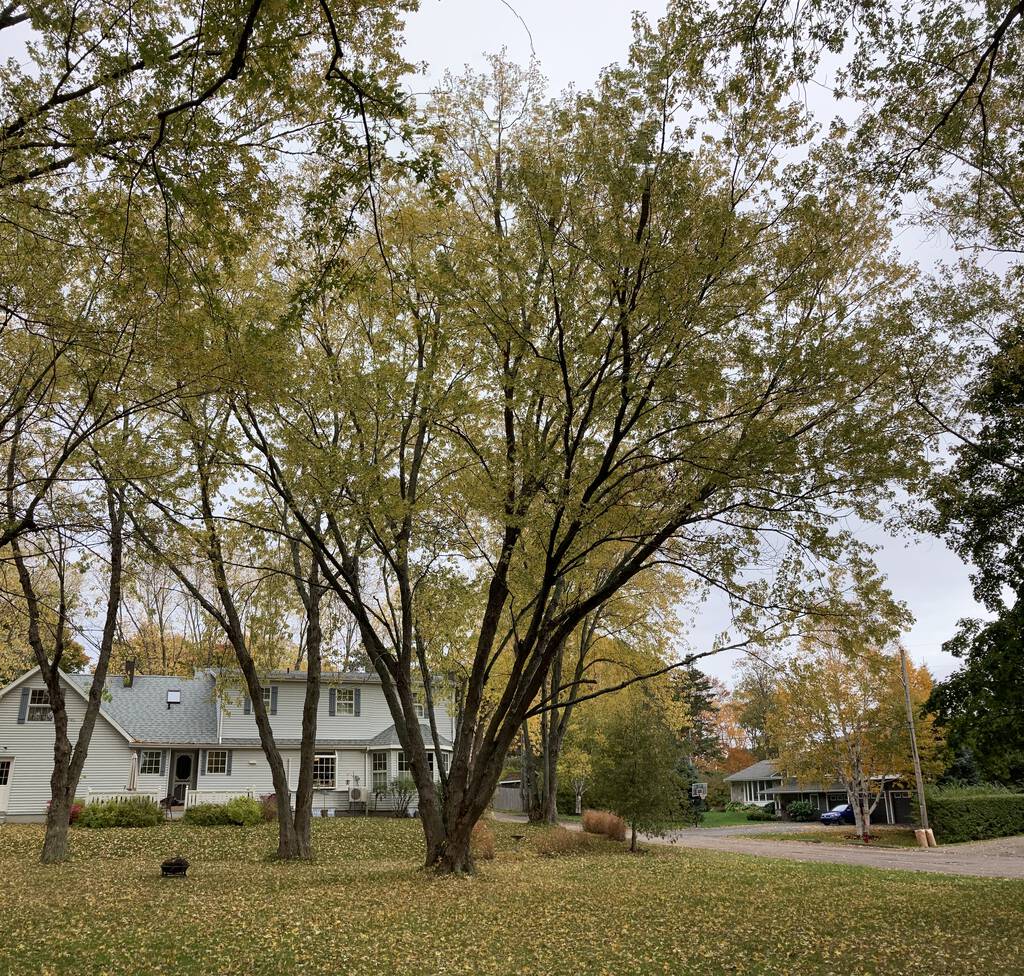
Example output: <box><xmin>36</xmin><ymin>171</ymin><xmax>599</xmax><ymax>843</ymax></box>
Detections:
<box><xmin>2</xmin><ymin>818</ymin><xmax>1022</xmax><ymax>976</ymax></box>
<box><xmin>743</xmin><ymin>826</ymin><xmax>922</xmax><ymax>848</ymax></box>
<box><xmin>560</xmin><ymin>809</ymin><xmax>750</xmax><ymax>828</ymax></box>
<box><xmin>698</xmin><ymin>809</ymin><xmax>758</xmax><ymax>828</ymax></box>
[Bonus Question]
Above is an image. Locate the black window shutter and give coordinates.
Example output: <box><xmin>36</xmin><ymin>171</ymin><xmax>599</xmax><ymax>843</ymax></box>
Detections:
<box><xmin>243</xmin><ymin>696</ymin><xmax>251</xmax><ymax>715</ymax></box>
<box><xmin>199</xmin><ymin>749</ymin><xmax>206</xmax><ymax>776</ymax></box>
<box><xmin>226</xmin><ymin>750</ymin><xmax>233</xmax><ymax>776</ymax></box>
<box><xmin>270</xmin><ymin>686</ymin><xmax>278</xmax><ymax>715</ymax></box>
<box><xmin>329</xmin><ymin>688</ymin><xmax>336</xmax><ymax>716</ymax></box>
<box><xmin>159</xmin><ymin>750</ymin><xmax>166</xmax><ymax>776</ymax></box>
<box><xmin>354</xmin><ymin>688</ymin><xmax>361</xmax><ymax>716</ymax></box>
<box><xmin>17</xmin><ymin>687</ymin><xmax>29</xmax><ymax>723</ymax></box>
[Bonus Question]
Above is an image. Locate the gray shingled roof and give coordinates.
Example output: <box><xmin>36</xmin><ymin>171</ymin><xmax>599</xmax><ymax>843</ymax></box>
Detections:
<box><xmin>68</xmin><ymin>673</ymin><xmax>219</xmax><ymax>744</ymax></box>
<box><xmin>367</xmin><ymin>723</ymin><xmax>453</xmax><ymax>751</ymax></box>
<box><xmin>723</xmin><ymin>759</ymin><xmax>781</xmax><ymax>782</ymax></box>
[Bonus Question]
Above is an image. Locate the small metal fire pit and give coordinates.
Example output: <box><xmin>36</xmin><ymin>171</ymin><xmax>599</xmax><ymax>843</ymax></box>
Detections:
<box><xmin>161</xmin><ymin>855</ymin><xmax>189</xmax><ymax>878</ymax></box>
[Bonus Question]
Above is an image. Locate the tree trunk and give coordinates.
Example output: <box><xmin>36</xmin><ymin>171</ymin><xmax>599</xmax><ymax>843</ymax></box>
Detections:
<box><xmin>630</xmin><ymin>823</ymin><xmax>638</xmax><ymax>852</ymax></box>
<box><xmin>41</xmin><ymin>729</ymin><xmax>73</xmax><ymax>864</ymax></box>
<box><xmin>290</xmin><ymin>546</ymin><xmax>323</xmax><ymax>861</ymax></box>
<box><xmin>520</xmin><ymin>723</ymin><xmax>545</xmax><ymax>822</ymax></box>
<box><xmin>542</xmin><ymin>729</ymin><xmax>560</xmax><ymax>824</ymax></box>
<box><xmin>435</xmin><ymin>817</ymin><xmax>475</xmax><ymax>875</ymax></box>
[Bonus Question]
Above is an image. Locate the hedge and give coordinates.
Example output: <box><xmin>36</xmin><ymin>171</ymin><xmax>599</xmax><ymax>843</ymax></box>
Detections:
<box><xmin>77</xmin><ymin>797</ymin><xmax>162</xmax><ymax>828</ymax></box>
<box><xmin>927</xmin><ymin>791</ymin><xmax>1024</xmax><ymax>844</ymax></box>
<box><xmin>182</xmin><ymin>796</ymin><xmax>263</xmax><ymax>826</ymax></box>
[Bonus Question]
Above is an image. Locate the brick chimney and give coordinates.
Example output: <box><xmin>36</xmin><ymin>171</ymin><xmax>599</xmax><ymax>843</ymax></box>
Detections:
<box><xmin>123</xmin><ymin>659</ymin><xmax>136</xmax><ymax>688</ymax></box>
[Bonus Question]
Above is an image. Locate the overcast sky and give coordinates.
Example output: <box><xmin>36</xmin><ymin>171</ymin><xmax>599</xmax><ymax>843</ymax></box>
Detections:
<box><xmin>402</xmin><ymin>0</ymin><xmax>985</xmax><ymax>685</ymax></box>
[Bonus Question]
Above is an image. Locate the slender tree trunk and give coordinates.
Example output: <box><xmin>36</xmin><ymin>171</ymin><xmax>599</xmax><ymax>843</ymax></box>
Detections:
<box><xmin>542</xmin><ymin>727</ymin><xmax>561</xmax><ymax>824</ymax></box>
<box><xmin>630</xmin><ymin>823</ymin><xmax>638</xmax><ymax>852</ymax></box>
<box><xmin>41</xmin><ymin>717</ymin><xmax>74</xmax><ymax>863</ymax></box>
<box><xmin>291</xmin><ymin>540</ymin><xmax>324</xmax><ymax>860</ymax></box>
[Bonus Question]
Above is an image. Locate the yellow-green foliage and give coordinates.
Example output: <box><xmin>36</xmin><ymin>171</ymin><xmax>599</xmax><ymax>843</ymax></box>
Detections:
<box><xmin>0</xmin><ymin>819</ymin><xmax>1021</xmax><ymax>975</ymax></box>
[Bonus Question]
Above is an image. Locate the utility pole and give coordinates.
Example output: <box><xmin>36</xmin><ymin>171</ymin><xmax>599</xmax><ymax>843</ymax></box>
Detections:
<box><xmin>899</xmin><ymin>645</ymin><xmax>929</xmax><ymax>830</ymax></box>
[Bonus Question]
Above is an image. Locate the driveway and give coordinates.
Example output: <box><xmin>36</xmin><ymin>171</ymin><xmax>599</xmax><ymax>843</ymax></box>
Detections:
<box><xmin>494</xmin><ymin>814</ymin><xmax>1024</xmax><ymax>879</ymax></box>
<box><xmin>653</xmin><ymin>824</ymin><xmax>1024</xmax><ymax>879</ymax></box>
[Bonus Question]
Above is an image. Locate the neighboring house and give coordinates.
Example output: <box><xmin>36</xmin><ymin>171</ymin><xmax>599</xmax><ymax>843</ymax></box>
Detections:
<box><xmin>723</xmin><ymin>759</ymin><xmax>912</xmax><ymax>824</ymax></box>
<box><xmin>0</xmin><ymin>665</ymin><xmax>454</xmax><ymax>821</ymax></box>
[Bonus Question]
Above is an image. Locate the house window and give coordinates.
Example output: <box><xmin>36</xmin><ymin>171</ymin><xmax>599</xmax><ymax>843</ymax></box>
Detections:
<box><xmin>371</xmin><ymin>752</ymin><xmax>388</xmax><ymax>791</ymax></box>
<box><xmin>262</xmin><ymin>687</ymin><xmax>273</xmax><ymax>709</ymax></box>
<box><xmin>412</xmin><ymin>690</ymin><xmax>424</xmax><ymax>719</ymax></box>
<box><xmin>206</xmin><ymin>750</ymin><xmax>228</xmax><ymax>774</ymax></box>
<box><xmin>397</xmin><ymin>752</ymin><xmax>435</xmax><ymax>775</ymax></box>
<box><xmin>140</xmin><ymin>751</ymin><xmax>162</xmax><ymax>775</ymax></box>
<box><xmin>313</xmin><ymin>754</ymin><xmax>336</xmax><ymax>789</ymax></box>
<box><xmin>338</xmin><ymin>688</ymin><xmax>355</xmax><ymax>715</ymax></box>
<box><xmin>27</xmin><ymin>688</ymin><xmax>52</xmax><ymax>721</ymax></box>
<box><xmin>440</xmin><ymin>752</ymin><xmax>451</xmax><ymax>772</ymax></box>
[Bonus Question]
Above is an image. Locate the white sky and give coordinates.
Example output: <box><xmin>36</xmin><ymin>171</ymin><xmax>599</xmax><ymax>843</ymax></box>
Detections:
<box><xmin>402</xmin><ymin>0</ymin><xmax>983</xmax><ymax>685</ymax></box>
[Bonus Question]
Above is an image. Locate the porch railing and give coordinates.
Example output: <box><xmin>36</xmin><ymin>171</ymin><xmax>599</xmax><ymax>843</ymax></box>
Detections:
<box><xmin>183</xmin><ymin>787</ymin><xmax>257</xmax><ymax>809</ymax></box>
<box><xmin>86</xmin><ymin>789</ymin><xmax>163</xmax><ymax>804</ymax></box>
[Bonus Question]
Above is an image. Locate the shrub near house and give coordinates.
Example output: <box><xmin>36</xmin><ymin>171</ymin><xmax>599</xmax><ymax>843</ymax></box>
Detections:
<box><xmin>77</xmin><ymin>798</ymin><xmax>162</xmax><ymax>829</ymax></box>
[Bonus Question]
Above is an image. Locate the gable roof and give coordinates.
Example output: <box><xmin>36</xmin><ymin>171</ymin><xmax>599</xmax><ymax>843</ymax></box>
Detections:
<box><xmin>723</xmin><ymin>759</ymin><xmax>781</xmax><ymax>782</ymax></box>
<box><xmin>67</xmin><ymin>672</ymin><xmax>219</xmax><ymax>744</ymax></box>
<box><xmin>0</xmin><ymin>665</ymin><xmax>135</xmax><ymax>743</ymax></box>
<box><xmin>367</xmin><ymin>723</ymin><xmax>454</xmax><ymax>751</ymax></box>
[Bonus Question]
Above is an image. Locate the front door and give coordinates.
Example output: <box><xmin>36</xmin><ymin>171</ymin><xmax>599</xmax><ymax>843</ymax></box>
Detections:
<box><xmin>0</xmin><ymin>758</ymin><xmax>12</xmax><ymax>812</ymax></box>
<box><xmin>170</xmin><ymin>752</ymin><xmax>196</xmax><ymax>804</ymax></box>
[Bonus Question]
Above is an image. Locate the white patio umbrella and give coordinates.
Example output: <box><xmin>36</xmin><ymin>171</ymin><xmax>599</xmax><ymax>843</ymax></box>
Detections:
<box><xmin>126</xmin><ymin>752</ymin><xmax>139</xmax><ymax>792</ymax></box>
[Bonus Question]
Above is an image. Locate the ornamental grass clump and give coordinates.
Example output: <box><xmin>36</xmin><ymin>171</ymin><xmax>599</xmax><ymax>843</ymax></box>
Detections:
<box><xmin>470</xmin><ymin>821</ymin><xmax>496</xmax><ymax>860</ymax></box>
<box><xmin>533</xmin><ymin>827</ymin><xmax>593</xmax><ymax>857</ymax></box>
<box><xmin>581</xmin><ymin>809</ymin><xmax>627</xmax><ymax>841</ymax></box>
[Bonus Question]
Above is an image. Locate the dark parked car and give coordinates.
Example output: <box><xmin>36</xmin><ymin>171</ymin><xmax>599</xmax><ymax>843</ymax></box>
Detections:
<box><xmin>820</xmin><ymin>803</ymin><xmax>856</xmax><ymax>825</ymax></box>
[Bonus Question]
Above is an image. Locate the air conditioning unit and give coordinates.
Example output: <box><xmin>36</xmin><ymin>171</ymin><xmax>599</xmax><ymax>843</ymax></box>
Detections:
<box><xmin>349</xmin><ymin>786</ymin><xmax>366</xmax><ymax>803</ymax></box>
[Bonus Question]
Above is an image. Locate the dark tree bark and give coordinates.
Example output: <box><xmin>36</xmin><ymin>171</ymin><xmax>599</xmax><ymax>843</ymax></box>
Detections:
<box><xmin>289</xmin><ymin>530</ymin><xmax>325</xmax><ymax>858</ymax></box>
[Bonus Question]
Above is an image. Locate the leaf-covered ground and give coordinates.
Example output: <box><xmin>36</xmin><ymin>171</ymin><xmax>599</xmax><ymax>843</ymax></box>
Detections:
<box><xmin>1</xmin><ymin>818</ymin><xmax>1021</xmax><ymax>975</ymax></box>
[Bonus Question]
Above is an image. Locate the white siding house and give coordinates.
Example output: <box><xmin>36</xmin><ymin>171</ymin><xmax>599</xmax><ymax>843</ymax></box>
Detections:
<box><xmin>0</xmin><ymin>666</ymin><xmax>455</xmax><ymax>821</ymax></box>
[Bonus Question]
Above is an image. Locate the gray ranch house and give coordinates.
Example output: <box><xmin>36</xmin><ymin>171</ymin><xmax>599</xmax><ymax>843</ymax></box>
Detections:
<box><xmin>724</xmin><ymin>759</ymin><xmax>912</xmax><ymax>824</ymax></box>
<box><xmin>0</xmin><ymin>665</ymin><xmax>454</xmax><ymax>821</ymax></box>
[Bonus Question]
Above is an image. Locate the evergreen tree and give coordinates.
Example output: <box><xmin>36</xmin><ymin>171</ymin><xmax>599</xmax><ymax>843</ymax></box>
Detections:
<box><xmin>671</xmin><ymin>664</ymin><xmax>725</xmax><ymax>767</ymax></box>
<box><xmin>591</xmin><ymin>689</ymin><xmax>684</xmax><ymax>851</ymax></box>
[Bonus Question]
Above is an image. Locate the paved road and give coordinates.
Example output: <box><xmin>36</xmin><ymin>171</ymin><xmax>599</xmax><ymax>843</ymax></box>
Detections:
<box><xmin>495</xmin><ymin>815</ymin><xmax>1024</xmax><ymax>879</ymax></box>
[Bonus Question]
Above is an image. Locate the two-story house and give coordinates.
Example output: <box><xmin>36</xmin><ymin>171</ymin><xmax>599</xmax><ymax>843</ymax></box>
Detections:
<box><xmin>0</xmin><ymin>664</ymin><xmax>455</xmax><ymax>821</ymax></box>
